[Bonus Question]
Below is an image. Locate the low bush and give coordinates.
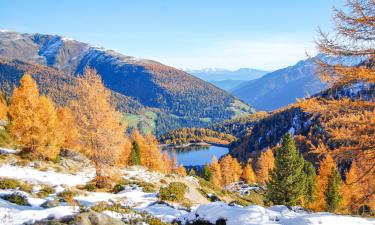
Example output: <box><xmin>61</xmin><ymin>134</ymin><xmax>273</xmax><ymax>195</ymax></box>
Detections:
<box><xmin>91</xmin><ymin>202</ymin><xmax>132</xmax><ymax>214</ymax></box>
<box><xmin>1</xmin><ymin>192</ymin><xmax>29</xmax><ymax>205</ymax></box>
<box><xmin>58</xmin><ymin>190</ymin><xmax>78</xmax><ymax>204</ymax></box>
<box><xmin>113</xmin><ymin>183</ymin><xmax>125</xmax><ymax>193</ymax></box>
<box><xmin>83</xmin><ymin>182</ymin><xmax>97</xmax><ymax>192</ymax></box>
<box><xmin>37</xmin><ymin>186</ymin><xmax>54</xmax><ymax>198</ymax></box>
<box><xmin>159</xmin><ymin>182</ymin><xmax>188</xmax><ymax>202</ymax></box>
<box><xmin>138</xmin><ymin>181</ymin><xmax>156</xmax><ymax>193</ymax></box>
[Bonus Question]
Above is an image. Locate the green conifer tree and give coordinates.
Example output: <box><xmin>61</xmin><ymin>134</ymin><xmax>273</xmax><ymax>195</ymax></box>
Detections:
<box><xmin>326</xmin><ymin>166</ymin><xmax>342</xmax><ymax>212</ymax></box>
<box><xmin>189</xmin><ymin>168</ymin><xmax>196</xmax><ymax>176</ymax></box>
<box><xmin>128</xmin><ymin>141</ymin><xmax>141</xmax><ymax>166</ymax></box>
<box><xmin>304</xmin><ymin>161</ymin><xmax>317</xmax><ymax>205</ymax></box>
<box><xmin>266</xmin><ymin>133</ymin><xmax>307</xmax><ymax>206</ymax></box>
<box><xmin>202</xmin><ymin>164</ymin><xmax>212</xmax><ymax>181</ymax></box>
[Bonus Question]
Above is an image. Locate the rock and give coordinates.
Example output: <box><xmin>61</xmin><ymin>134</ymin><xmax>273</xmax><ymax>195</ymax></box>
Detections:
<box><xmin>41</xmin><ymin>198</ymin><xmax>60</xmax><ymax>208</ymax></box>
<box><xmin>68</xmin><ymin>211</ymin><xmax>125</xmax><ymax>225</ymax></box>
<box><xmin>31</xmin><ymin>211</ymin><xmax>125</xmax><ymax>225</ymax></box>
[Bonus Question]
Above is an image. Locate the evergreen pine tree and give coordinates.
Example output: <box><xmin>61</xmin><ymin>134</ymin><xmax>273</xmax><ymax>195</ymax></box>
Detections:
<box><xmin>304</xmin><ymin>161</ymin><xmax>317</xmax><ymax>206</ymax></box>
<box><xmin>266</xmin><ymin>133</ymin><xmax>307</xmax><ymax>206</ymax></box>
<box><xmin>202</xmin><ymin>164</ymin><xmax>212</xmax><ymax>181</ymax></box>
<box><xmin>128</xmin><ymin>141</ymin><xmax>141</xmax><ymax>166</ymax></box>
<box><xmin>189</xmin><ymin>168</ymin><xmax>196</xmax><ymax>176</ymax></box>
<box><xmin>326</xmin><ymin>166</ymin><xmax>342</xmax><ymax>212</ymax></box>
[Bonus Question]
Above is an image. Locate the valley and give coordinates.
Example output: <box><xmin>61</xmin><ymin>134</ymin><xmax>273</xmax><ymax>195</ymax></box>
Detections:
<box><xmin>0</xmin><ymin>0</ymin><xmax>374</xmax><ymax>224</ymax></box>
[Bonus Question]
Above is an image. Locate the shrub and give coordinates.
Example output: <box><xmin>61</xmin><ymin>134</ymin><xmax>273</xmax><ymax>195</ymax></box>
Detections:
<box><xmin>0</xmin><ymin>178</ymin><xmax>20</xmax><ymax>189</ymax></box>
<box><xmin>18</xmin><ymin>182</ymin><xmax>33</xmax><ymax>193</ymax></box>
<box><xmin>113</xmin><ymin>184</ymin><xmax>125</xmax><ymax>194</ymax></box>
<box><xmin>138</xmin><ymin>181</ymin><xmax>156</xmax><ymax>193</ymax></box>
<box><xmin>58</xmin><ymin>190</ymin><xmax>78</xmax><ymax>204</ymax></box>
<box><xmin>159</xmin><ymin>182</ymin><xmax>188</xmax><ymax>202</ymax></box>
<box><xmin>91</xmin><ymin>202</ymin><xmax>132</xmax><ymax>214</ymax></box>
<box><xmin>1</xmin><ymin>192</ymin><xmax>29</xmax><ymax>205</ymax></box>
<box><xmin>146</xmin><ymin>217</ymin><xmax>170</xmax><ymax>225</ymax></box>
<box><xmin>37</xmin><ymin>186</ymin><xmax>54</xmax><ymax>198</ymax></box>
<box><xmin>83</xmin><ymin>183</ymin><xmax>97</xmax><ymax>192</ymax></box>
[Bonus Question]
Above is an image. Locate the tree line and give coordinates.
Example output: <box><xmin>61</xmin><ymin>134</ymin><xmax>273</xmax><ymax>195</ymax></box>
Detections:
<box><xmin>158</xmin><ymin>127</ymin><xmax>236</xmax><ymax>146</ymax></box>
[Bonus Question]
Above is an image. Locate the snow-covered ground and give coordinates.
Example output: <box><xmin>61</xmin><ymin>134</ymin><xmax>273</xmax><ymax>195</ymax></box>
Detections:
<box><xmin>178</xmin><ymin>202</ymin><xmax>374</xmax><ymax>225</ymax></box>
<box><xmin>0</xmin><ymin>155</ymin><xmax>373</xmax><ymax>225</ymax></box>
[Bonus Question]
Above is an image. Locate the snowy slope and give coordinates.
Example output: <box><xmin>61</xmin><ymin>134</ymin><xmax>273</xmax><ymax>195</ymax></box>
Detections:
<box><xmin>0</xmin><ymin>151</ymin><xmax>373</xmax><ymax>225</ymax></box>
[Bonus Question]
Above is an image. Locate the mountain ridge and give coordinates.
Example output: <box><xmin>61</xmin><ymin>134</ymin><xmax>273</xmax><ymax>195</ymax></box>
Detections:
<box><xmin>0</xmin><ymin>30</ymin><xmax>252</xmax><ymax>134</ymax></box>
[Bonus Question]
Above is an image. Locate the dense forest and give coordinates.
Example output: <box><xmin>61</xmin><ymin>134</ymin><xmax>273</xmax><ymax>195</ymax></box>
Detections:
<box><xmin>158</xmin><ymin>127</ymin><xmax>236</xmax><ymax>146</ymax></box>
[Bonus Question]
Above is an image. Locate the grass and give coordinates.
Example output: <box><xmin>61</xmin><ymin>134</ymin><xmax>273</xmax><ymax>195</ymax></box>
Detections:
<box><xmin>197</xmin><ymin>177</ymin><xmax>265</xmax><ymax>205</ymax></box>
<box><xmin>122</xmin><ymin>110</ymin><xmax>157</xmax><ymax>134</ymax></box>
<box><xmin>0</xmin><ymin>126</ymin><xmax>15</xmax><ymax>148</ymax></box>
<box><xmin>0</xmin><ymin>178</ymin><xmax>20</xmax><ymax>189</ymax></box>
<box><xmin>0</xmin><ymin>178</ymin><xmax>33</xmax><ymax>193</ymax></box>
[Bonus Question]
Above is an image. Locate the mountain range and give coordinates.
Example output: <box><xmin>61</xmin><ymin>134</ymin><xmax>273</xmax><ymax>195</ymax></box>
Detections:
<box><xmin>0</xmin><ymin>30</ymin><xmax>252</xmax><ymax>135</ymax></box>
<box><xmin>187</xmin><ymin>68</ymin><xmax>268</xmax><ymax>91</ymax></box>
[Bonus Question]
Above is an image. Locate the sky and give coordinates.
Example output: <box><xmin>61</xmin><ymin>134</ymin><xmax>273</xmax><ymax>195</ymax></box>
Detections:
<box><xmin>0</xmin><ymin>0</ymin><xmax>343</xmax><ymax>71</ymax></box>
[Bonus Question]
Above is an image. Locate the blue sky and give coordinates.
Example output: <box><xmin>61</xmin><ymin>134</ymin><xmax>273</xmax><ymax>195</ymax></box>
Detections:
<box><xmin>0</xmin><ymin>0</ymin><xmax>342</xmax><ymax>70</ymax></box>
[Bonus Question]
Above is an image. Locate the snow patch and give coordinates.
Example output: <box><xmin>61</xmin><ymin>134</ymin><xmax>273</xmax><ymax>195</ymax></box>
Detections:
<box><xmin>177</xmin><ymin>202</ymin><xmax>375</xmax><ymax>225</ymax></box>
<box><xmin>0</xmin><ymin>165</ymin><xmax>94</xmax><ymax>186</ymax></box>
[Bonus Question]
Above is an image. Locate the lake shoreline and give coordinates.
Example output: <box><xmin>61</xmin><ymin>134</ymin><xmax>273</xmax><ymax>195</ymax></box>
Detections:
<box><xmin>160</xmin><ymin>141</ymin><xmax>229</xmax><ymax>150</ymax></box>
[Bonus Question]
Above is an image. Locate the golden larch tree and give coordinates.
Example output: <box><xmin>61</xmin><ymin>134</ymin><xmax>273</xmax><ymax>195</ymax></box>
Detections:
<box><xmin>177</xmin><ymin>165</ymin><xmax>187</xmax><ymax>176</ymax></box>
<box><xmin>220</xmin><ymin>155</ymin><xmax>241</xmax><ymax>187</ymax></box>
<box><xmin>69</xmin><ymin>68</ymin><xmax>125</xmax><ymax>186</ymax></box>
<box><xmin>9</xmin><ymin>74</ymin><xmax>61</xmax><ymax>160</ymax></box>
<box><xmin>255</xmin><ymin>148</ymin><xmax>275</xmax><ymax>184</ymax></box>
<box><xmin>242</xmin><ymin>162</ymin><xmax>257</xmax><ymax>184</ymax></box>
<box><xmin>210</xmin><ymin>156</ymin><xmax>222</xmax><ymax>187</ymax></box>
<box><xmin>162</xmin><ymin>151</ymin><xmax>172</xmax><ymax>173</ymax></box>
<box><xmin>342</xmin><ymin>161</ymin><xmax>362</xmax><ymax>213</ymax></box>
<box><xmin>311</xmin><ymin>154</ymin><xmax>338</xmax><ymax>211</ymax></box>
<box><xmin>56</xmin><ymin>106</ymin><xmax>80</xmax><ymax>151</ymax></box>
<box><xmin>0</xmin><ymin>91</ymin><xmax>8</xmax><ymax>121</ymax></box>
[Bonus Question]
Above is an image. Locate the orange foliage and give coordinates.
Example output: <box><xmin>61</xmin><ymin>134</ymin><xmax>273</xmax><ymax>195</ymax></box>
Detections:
<box><xmin>9</xmin><ymin>74</ymin><xmax>62</xmax><ymax>160</ymax></box>
<box><xmin>210</xmin><ymin>156</ymin><xmax>222</xmax><ymax>187</ymax></box>
<box><xmin>242</xmin><ymin>162</ymin><xmax>257</xmax><ymax>184</ymax></box>
<box><xmin>69</xmin><ymin>68</ymin><xmax>125</xmax><ymax>184</ymax></box>
<box><xmin>219</xmin><ymin>155</ymin><xmax>242</xmax><ymax>187</ymax></box>
<box><xmin>255</xmin><ymin>148</ymin><xmax>275</xmax><ymax>184</ymax></box>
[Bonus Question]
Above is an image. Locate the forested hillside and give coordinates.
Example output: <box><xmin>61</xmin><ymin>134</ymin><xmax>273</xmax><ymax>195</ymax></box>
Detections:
<box><xmin>0</xmin><ymin>31</ymin><xmax>252</xmax><ymax>134</ymax></box>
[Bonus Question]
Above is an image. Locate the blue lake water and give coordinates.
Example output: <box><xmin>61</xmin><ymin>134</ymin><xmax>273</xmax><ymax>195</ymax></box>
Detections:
<box><xmin>166</xmin><ymin>145</ymin><xmax>229</xmax><ymax>166</ymax></box>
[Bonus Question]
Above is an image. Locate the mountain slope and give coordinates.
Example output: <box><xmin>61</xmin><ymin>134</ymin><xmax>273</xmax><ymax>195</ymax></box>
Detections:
<box><xmin>187</xmin><ymin>68</ymin><xmax>268</xmax><ymax>81</ymax></box>
<box><xmin>188</xmin><ymin>68</ymin><xmax>269</xmax><ymax>91</ymax></box>
<box><xmin>229</xmin><ymin>81</ymin><xmax>375</xmax><ymax>162</ymax></box>
<box><xmin>0</xmin><ymin>31</ymin><xmax>252</xmax><ymax>134</ymax></box>
<box><xmin>231</xmin><ymin>57</ymin><xmax>328</xmax><ymax>111</ymax></box>
<box><xmin>209</xmin><ymin>80</ymin><xmax>247</xmax><ymax>91</ymax></box>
